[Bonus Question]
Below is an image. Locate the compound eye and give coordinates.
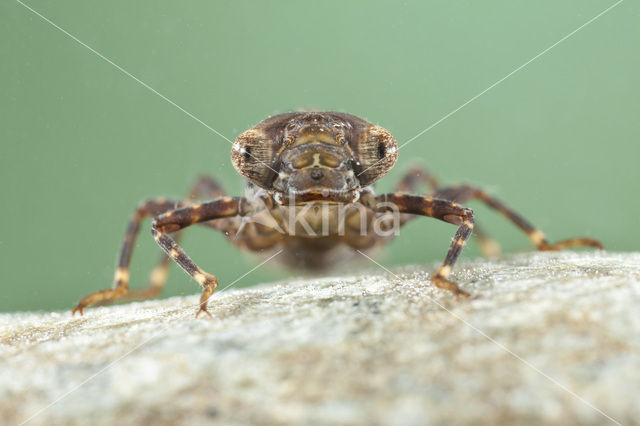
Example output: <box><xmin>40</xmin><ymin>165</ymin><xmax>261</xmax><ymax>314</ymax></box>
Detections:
<box><xmin>231</xmin><ymin>129</ymin><xmax>278</xmax><ymax>188</ymax></box>
<box><xmin>242</xmin><ymin>146</ymin><xmax>252</xmax><ymax>160</ymax></box>
<box><xmin>377</xmin><ymin>141</ymin><xmax>386</xmax><ymax>158</ymax></box>
<box><xmin>352</xmin><ymin>125</ymin><xmax>398</xmax><ymax>186</ymax></box>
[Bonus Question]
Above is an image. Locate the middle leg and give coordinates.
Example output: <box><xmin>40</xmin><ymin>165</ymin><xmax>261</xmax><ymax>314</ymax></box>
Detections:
<box><xmin>73</xmin><ymin>176</ymin><xmax>230</xmax><ymax>314</ymax></box>
<box><xmin>73</xmin><ymin>197</ymin><xmax>189</xmax><ymax>314</ymax></box>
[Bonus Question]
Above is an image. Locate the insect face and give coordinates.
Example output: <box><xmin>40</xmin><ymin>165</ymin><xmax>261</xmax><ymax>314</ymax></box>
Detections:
<box><xmin>272</xmin><ymin>131</ymin><xmax>360</xmax><ymax>204</ymax></box>
<box><xmin>231</xmin><ymin>112</ymin><xmax>399</xmax><ymax>205</ymax></box>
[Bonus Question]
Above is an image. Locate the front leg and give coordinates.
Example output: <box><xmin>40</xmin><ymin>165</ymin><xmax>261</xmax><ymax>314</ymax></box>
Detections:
<box><xmin>373</xmin><ymin>193</ymin><xmax>475</xmax><ymax>297</ymax></box>
<box><xmin>121</xmin><ymin>175</ymin><xmax>231</xmax><ymax>302</ymax></box>
<box><xmin>151</xmin><ymin>197</ymin><xmax>251</xmax><ymax>317</ymax></box>
<box><xmin>394</xmin><ymin>166</ymin><xmax>500</xmax><ymax>259</ymax></box>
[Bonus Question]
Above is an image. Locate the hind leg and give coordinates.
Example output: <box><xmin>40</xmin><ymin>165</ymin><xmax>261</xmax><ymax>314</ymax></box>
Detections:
<box><xmin>432</xmin><ymin>185</ymin><xmax>602</xmax><ymax>251</ymax></box>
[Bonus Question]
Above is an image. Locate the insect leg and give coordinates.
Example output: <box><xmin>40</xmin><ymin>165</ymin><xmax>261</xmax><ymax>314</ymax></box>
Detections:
<box><xmin>393</xmin><ymin>167</ymin><xmax>499</xmax><ymax>258</ymax></box>
<box><xmin>73</xmin><ymin>198</ymin><xmax>189</xmax><ymax>315</ymax></box>
<box><xmin>121</xmin><ymin>176</ymin><xmax>230</xmax><ymax>302</ymax></box>
<box><xmin>394</xmin><ymin>166</ymin><xmax>441</xmax><ymax>192</ymax></box>
<box><xmin>373</xmin><ymin>194</ymin><xmax>475</xmax><ymax>297</ymax></box>
<box><xmin>151</xmin><ymin>197</ymin><xmax>250</xmax><ymax>317</ymax></box>
<box><xmin>433</xmin><ymin>185</ymin><xmax>603</xmax><ymax>251</ymax></box>
<box><xmin>188</xmin><ymin>175</ymin><xmax>228</xmax><ymax>200</ymax></box>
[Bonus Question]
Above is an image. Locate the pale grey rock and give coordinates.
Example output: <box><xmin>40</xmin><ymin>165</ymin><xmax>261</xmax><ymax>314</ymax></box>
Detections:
<box><xmin>1</xmin><ymin>252</ymin><xmax>639</xmax><ymax>426</ymax></box>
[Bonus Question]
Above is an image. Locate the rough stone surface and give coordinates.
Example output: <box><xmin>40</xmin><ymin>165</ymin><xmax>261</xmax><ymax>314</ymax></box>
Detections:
<box><xmin>1</xmin><ymin>252</ymin><xmax>639</xmax><ymax>426</ymax></box>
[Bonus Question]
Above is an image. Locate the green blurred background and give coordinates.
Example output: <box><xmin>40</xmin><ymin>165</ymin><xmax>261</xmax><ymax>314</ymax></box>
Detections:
<box><xmin>1</xmin><ymin>0</ymin><xmax>638</xmax><ymax>312</ymax></box>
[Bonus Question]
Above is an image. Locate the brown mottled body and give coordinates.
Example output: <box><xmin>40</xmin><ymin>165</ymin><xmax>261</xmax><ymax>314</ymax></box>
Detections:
<box><xmin>74</xmin><ymin>112</ymin><xmax>602</xmax><ymax>316</ymax></box>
